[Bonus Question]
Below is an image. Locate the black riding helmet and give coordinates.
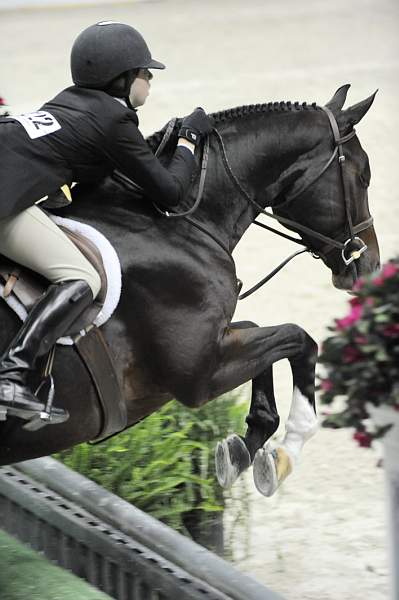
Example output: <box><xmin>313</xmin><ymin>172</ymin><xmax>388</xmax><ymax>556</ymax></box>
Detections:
<box><xmin>71</xmin><ymin>21</ymin><xmax>165</xmax><ymax>97</ymax></box>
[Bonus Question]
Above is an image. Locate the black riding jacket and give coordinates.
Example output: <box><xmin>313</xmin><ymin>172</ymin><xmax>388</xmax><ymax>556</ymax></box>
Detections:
<box><xmin>0</xmin><ymin>86</ymin><xmax>195</xmax><ymax>219</ymax></box>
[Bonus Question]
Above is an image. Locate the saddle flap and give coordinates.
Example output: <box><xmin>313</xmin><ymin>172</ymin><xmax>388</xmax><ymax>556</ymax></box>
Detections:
<box><xmin>75</xmin><ymin>326</ymin><xmax>127</xmax><ymax>441</ymax></box>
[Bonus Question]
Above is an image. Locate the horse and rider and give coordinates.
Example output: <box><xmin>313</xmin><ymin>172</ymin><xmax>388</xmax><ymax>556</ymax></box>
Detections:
<box><xmin>0</xmin><ymin>21</ymin><xmax>212</xmax><ymax>424</ymax></box>
<box><xmin>0</xmin><ymin>21</ymin><xmax>380</xmax><ymax>496</ymax></box>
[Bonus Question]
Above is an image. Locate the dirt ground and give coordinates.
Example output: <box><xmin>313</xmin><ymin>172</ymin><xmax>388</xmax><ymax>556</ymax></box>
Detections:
<box><xmin>1</xmin><ymin>0</ymin><xmax>398</xmax><ymax>598</ymax></box>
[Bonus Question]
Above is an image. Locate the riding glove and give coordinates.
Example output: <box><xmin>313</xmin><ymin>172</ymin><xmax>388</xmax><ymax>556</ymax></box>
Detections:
<box><xmin>178</xmin><ymin>107</ymin><xmax>213</xmax><ymax>146</ymax></box>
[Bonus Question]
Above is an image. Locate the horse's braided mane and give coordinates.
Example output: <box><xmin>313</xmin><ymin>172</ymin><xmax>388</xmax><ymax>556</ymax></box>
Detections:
<box><xmin>211</xmin><ymin>100</ymin><xmax>319</xmax><ymax>123</ymax></box>
<box><xmin>146</xmin><ymin>100</ymin><xmax>319</xmax><ymax>151</ymax></box>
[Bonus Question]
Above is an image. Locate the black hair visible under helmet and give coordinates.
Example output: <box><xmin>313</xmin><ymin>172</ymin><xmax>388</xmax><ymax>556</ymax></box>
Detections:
<box><xmin>71</xmin><ymin>21</ymin><xmax>165</xmax><ymax>95</ymax></box>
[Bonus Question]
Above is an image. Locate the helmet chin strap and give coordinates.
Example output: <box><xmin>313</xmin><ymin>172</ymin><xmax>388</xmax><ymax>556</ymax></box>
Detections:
<box><xmin>125</xmin><ymin>97</ymin><xmax>136</xmax><ymax>111</ymax></box>
<box><xmin>124</xmin><ymin>96</ymin><xmax>137</xmax><ymax>113</ymax></box>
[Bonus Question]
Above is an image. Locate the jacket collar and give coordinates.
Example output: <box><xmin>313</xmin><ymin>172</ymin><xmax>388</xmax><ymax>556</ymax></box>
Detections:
<box><xmin>112</xmin><ymin>96</ymin><xmax>139</xmax><ymax>125</ymax></box>
<box><xmin>113</xmin><ymin>97</ymin><xmax>127</xmax><ymax>107</ymax></box>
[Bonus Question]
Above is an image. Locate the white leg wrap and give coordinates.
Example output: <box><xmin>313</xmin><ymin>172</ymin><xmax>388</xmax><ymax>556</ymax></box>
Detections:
<box><xmin>282</xmin><ymin>386</ymin><xmax>318</xmax><ymax>464</ymax></box>
<box><xmin>253</xmin><ymin>386</ymin><xmax>318</xmax><ymax>497</ymax></box>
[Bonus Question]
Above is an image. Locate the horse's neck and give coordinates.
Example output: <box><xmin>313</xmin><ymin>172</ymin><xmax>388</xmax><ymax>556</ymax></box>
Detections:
<box><xmin>193</xmin><ymin>109</ymin><xmax>323</xmax><ymax>251</ymax></box>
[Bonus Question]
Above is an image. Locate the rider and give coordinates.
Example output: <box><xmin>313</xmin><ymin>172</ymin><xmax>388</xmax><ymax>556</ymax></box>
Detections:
<box><xmin>0</xmin><ymin>21</ymin><xmax>213</xmax><ymax>423</ymax></box>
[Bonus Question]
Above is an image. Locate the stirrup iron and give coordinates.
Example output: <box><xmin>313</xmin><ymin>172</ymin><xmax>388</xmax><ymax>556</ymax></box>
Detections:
<box><xmin>23</xmin><ymin>347</ymin><xmax>69</xmax><ymax>431</ymax></box>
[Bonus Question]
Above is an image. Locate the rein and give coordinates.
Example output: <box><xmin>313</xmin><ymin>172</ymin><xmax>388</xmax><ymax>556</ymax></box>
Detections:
<box><xmin>152</xmin><ymin>118</ymin><xmax>210</xmax><ymax>219</ymax></box>
<box><xmin>149</xmin><ymin>106</ymin><xmax>373</xmax><ymax>299</ymax></box>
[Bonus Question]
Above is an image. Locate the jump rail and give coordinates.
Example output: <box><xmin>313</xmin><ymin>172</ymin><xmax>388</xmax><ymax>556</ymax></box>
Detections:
<box><xmin>0</xmin><ymin>457</ymin><xmax>284</xmax><ymax>600</ymax></box>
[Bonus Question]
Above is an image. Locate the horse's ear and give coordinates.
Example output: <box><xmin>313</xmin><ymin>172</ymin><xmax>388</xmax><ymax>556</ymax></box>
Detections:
<box><xmin>339</xmin><ymin>90</ymin><xmax>378</xmax><ymax>130</ymax></box>
<box><xmin>325</xmin><ymin>84</ymin><xmax>351</xmax><ymax>112</ymax></box>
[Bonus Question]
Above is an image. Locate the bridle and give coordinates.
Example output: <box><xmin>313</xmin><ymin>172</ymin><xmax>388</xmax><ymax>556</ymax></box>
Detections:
<box><xmin>213</xmin><ymin>105</ymin><xmax>373</xmax><ymax>264</ymax></box>
<box><xmin>147</xmin><ymin>106</ymin><xmax>374</xmax><ymax>298</ymax></box>
<box><xmin>319</xmin><ymin>106</ymin><xmax>373</xmax><ymax>265</ymax></box>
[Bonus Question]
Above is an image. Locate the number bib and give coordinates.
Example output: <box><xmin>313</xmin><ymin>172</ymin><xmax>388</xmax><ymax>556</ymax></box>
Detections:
<box><xmin>9</xmin><ymin>111</ymin><xmax>61</xmax><ymax>139</ymax></box>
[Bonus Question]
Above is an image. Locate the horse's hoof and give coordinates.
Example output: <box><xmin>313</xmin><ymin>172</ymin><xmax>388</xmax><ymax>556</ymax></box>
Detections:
<box><xmin>253</xmin><ymin>445</ymin><xmax>293</xmax><ymax>497</ymax></box>
<box><xmin>215</xmin><ymin>434</ymin><xmax>251</xmax><ymax>489</ymax></box>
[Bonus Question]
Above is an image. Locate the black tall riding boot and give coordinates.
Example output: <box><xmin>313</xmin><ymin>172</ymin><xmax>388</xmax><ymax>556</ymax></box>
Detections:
<box><xmin>0</xmin><ymin>280</ymin><xmax>93</xmax><ymax>421</ymax></box>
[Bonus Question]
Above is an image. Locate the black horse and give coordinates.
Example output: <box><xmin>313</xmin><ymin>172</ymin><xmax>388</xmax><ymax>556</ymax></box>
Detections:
<box><xmin>0</xmin><ymin>85</ymin><xmax>380</xmax><ymax>496</ymax></box>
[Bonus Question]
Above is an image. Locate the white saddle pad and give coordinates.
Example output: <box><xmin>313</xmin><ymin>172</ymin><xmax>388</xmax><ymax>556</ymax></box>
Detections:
<box><xmin>0</xmin><ymin>216</ymin><xmax>122</xmax><ymax>346</ymax></box>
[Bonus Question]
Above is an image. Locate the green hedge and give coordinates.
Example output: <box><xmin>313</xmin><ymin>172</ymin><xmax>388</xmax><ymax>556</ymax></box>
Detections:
<box><xmin>56</xmin><ymin>390</ymin><xmax>250</xmax><ymax>552</ymax></box>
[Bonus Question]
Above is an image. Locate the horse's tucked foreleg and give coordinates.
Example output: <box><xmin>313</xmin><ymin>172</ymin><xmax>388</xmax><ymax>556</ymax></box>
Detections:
<box><xmin>253</xmin><ymin>332</ymin><xmax>319</xmax><ymax>497</ymax></box>
<box><xmin>245</xmin><ymin>365</ymin><xmax>279</xmax><ymax>459</ymax></box>
<box><xmin>203</xmin><ymin>321</ymin><xmax>316</xmax><ymax>493</ymax></box>
<box><xmin>215</xmin><ymin>364</ymin><xmax>278</xmax><ymax>489</ymax></box>
<box><xmin>285</xmin><ymin>335</ymin><xmax>319</xmax><ymax>459</ymax></box>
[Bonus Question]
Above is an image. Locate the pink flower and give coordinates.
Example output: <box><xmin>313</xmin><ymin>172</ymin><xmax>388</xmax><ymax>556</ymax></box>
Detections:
<box><xmin>352</xmin><ymin>277</ymin><xmax>365</xmax><ymax>292</ymax></box>
<box><xmin>372</xmin><ymin>262</ymin><xmax>398</xmax><ymax>286</ymax></box>
<box><xmin>0</xmin><ymin>97</ymin><xmax>6</xmax><ymax>106</ymax></box>
<box><xmin>343</xmin><ymin>345</ymin><xmax>362</xmax><ymax>363</ymax></box>
<box><xmin>382</xmin><ymin>324</ymin><xmax>399</xmax><ymax>337</ymax></box>
<box><xmin>382</xmin><ymin>263</ymin><xmax>398</xmax><ymax>278</ymax></box>
<box><xmin>353</xmin><ymin>431</ymin><xmax>372</xmax><ymax>448</ymax></box>
<box><xmin>336</xmin><ymin>304</ymin><xmax>363</xmax><ymax>330</ymax></box>
<box><xmin>349</xmin><ymin>296</ymin><xmax>363</xmax><ymax>307</ymax></box>
<box><xmin>320</xmin><ymin>379</ymin><xmax>333</xmax><ymax>392</ymax></box>
<box><xmin>373</xmin><ymin>274</ymin><xmax>385</xmax><ymax>286</ymax></box>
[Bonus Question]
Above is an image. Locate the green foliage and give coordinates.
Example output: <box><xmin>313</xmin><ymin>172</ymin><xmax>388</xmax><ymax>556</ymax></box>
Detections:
<box><xmin>55</xmin><ymin>390</ymin><xmax>249</xmax><ymax>540</ymax></box>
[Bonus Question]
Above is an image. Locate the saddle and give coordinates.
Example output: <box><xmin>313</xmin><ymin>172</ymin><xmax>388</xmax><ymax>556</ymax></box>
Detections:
<box><xmin>0</xmin><ymin>225</ymin><xmax>127</xmax><ymax>441</ymax></box>
<box><xmin>0</xmin><ymin>225</ymin><xmax>106</xmax><ymax>337</ymax></box>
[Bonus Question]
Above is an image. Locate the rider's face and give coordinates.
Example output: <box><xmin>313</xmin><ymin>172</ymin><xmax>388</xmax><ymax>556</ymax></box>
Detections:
<box><xmin>129</xmin><ymin>69</ymin><xmax>153</xmax><ymax>108</ymax></box>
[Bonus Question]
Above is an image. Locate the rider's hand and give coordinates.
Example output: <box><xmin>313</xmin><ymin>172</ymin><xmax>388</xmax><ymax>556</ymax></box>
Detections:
<box><xmin>177</xmin><ymin>138</ymin><xmax>196</xmax><ymax>154</ymax></box>
<box><xmin>178</xmin><ymin>107</ymin><xmax>213</xmax><ymax>146</ymax></box>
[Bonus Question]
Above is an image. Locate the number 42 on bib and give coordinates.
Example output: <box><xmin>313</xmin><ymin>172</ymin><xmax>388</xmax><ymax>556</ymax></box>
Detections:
<box><xmin>10</xmin><ymin>111</ymin><xmax>61</xmax><ymax>140</ymax></box>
